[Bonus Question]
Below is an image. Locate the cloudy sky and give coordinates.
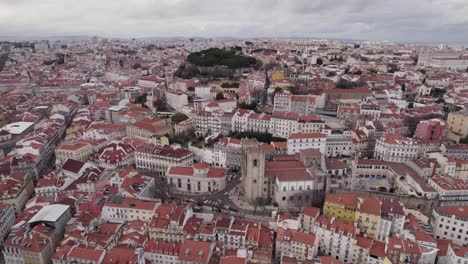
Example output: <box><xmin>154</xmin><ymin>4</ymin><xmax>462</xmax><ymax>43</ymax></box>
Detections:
<box><xmin>1</xmin><ymin>0</ymin><xmax>468</xmax><ymax>42</ymax></box>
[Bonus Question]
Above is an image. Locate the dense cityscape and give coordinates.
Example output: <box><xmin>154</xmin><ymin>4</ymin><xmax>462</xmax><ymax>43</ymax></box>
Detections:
<box><xmin>0</xmin><ymin>35</ymin><xmax>468</xmax><ymax>264</ymax></box>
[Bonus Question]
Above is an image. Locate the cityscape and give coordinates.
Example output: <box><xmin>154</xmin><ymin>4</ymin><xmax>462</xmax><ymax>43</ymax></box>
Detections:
<box><xmin>1</xmin><ymin>1</ymin><xmax>468</xmax><ymax>264</ymax></box>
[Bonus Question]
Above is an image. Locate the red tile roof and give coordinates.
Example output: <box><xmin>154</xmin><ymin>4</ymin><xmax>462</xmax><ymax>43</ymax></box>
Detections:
<box><xmin>67</xmin><ymin>246</ymin><xmax>105</xmax><ymax>262</ymax></box>
<box><xmin>436</xmin><ymin>205</ymin><xmax>468</xmax><ymax>218</ymax></box>
<box><xmin>325</xmin><ymin>193</ymin><xmax>358</xmax><ymax>207</ymax></box>
<box><xmin>300</xmin><ymin>206</ymin><xmax>320</xmax><ymax>218</ymax></box>
<box><xmin>359</xmin><ymin>197</ymin><xmax>381</xmax><ymax>216</ymax></box>
<box><xmin>178</xmin><ymin>240</ymin><xmax>212</xmax><ymax>263</ymax></box>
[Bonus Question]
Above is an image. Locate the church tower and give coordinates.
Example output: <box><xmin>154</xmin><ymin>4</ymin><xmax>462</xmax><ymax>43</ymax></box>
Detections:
<box><xmin>241</xmin><ymin>139</ymin><xmax>266</xmax><ymax>204</ymax></box>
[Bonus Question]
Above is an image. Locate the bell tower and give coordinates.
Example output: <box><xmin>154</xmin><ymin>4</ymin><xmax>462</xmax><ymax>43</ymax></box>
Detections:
<box><xmin>241</xmin><ymin>139</ymin><xmax>266</xmax><ymax>204</ymax></box>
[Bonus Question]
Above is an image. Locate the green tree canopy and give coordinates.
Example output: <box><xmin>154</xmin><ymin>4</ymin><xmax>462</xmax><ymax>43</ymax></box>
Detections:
<box><xmin>238</xmin><ymin>101</ymin><xmax>257</xmax><ymax>110</ymax></box>
<box><xmin>153</xmin><ymin>99</ymin><xmax>167</xmax><ymax>111</ymax></box>
<box><xmin>187</xmin><ymin>48</ymin><xmax>257</xmax><ymax>69</ymax></box>
<box><xmin>215</xmin><ymin>93</ymin><xmax>225</xmax><ymax>100</ymax></box>
<box><xmin>171</xmin><ymin>112</ymin><xmax>189</xmax><ymax>124</ymax></box>
<box><xmin>460</xmin><ymin>136</ymin><xmax>468</xmax><ymax>144</ymax></box>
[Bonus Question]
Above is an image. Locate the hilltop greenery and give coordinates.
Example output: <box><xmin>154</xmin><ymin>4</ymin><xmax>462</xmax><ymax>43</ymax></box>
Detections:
<box><xmin>187</xmin><ymin>48</ymin><xmax>257</xmax><ymax>69</ymax></box>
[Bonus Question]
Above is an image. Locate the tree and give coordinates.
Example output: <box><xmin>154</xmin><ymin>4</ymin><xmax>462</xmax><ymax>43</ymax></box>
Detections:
<box><xmin>215</xmin><ymin>93</ymin><xmax>225</xmax><ymax>100</ymax></box>
<box><xmin>132</xmin><ymin>63</ymin><xmax>142</xmax><ymax>70</ymax></box>
<box><xmin>187</xmin><ymin>48</ymin><xmax>257</xmax><ymax>69</ymax></box>
<box><xmin>274</xmin><ymin>87</ymin><xmax>283</xmax><ymax>93</ymax></box>
<box><xmin>387</xmin><ymin>63</ymin><xmax>399</xmax><ymax>73</ymax></box>
<box><xmin>134</xmin><ymin>93</ymin><xmax>147</xmax><ymax>104</ymax></box>
<box><xmin>171</xmin><ymin>112</ymin><xmax>189</xmax><ymax>124</ymax></box>
<box><xmin>335</xmin><ymin>78</ymin><xmax>359</xmax><ymax>89</ymax></box>
<box><xmin>254</xmin><ymin>197</ymin><xmax>269</xmax><ymax>213</ymax></box>
<box><xmin>153</xmin><ymin>99</ymin><xmax>167</xmax><ymax>111</ymax></box>
<box><xmin>408</xmin><ymin>102</ymin><xmax>414</xmax><ymax>108</ymax></box>
<box><xmin>287</xmin><ymin>85</ymin><xmax>300</xmax><ymax>95</ymax></box>
<box><xmin>460</xmin><ymin>135</ymin><xmax>468</xmax><ymax>144</ymax></box>
<box><xmin>221</xmin><ymin>82</ymin><xmax>239</xmax><ymax>88</ymax></box>
<box><xmin>119</xmin><ymin>59</ymin><xmax>124</xmax><ymax>68</ymax></box>
<box><xmin>316</xmin><ymin>58</ymin><xmax>323</xmax><ymax>65</ymax></box>
<box><xmin>431</xmin><ymin>88</ymin><xmax>447</xmax><ymax>97</ymax></box>
<box><xmin>56</xmin><ymin>53</ymin><xmax>65</xmax><ymax>64</ymax></box>
<box><xmin>238</xmin><ymin>101</ymin><xmax>257</xmax><ymax>110</ymax></box>
<box><xmin>403</xmin><ymin>116</ymin><xmax>419</xmax><ymax>136</ymax></box>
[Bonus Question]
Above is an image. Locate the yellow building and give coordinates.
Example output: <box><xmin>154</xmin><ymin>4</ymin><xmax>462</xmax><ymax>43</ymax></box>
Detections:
<box><xmin>323</xmin><ymin>193</ymin><xmax>358</xmax><ymax>223</ymax></box>
<box><xmin>355</xmin><ymin>197</ymin><xmax>382</xmax><ymax>239</ymax></box>
<box><xmin>149</xmin><ymin>135</ymin><xmax>170</xmax><ymax>147</ymax></box>
<box><xmin>447</xmin><ymin>109</ymin><xmax>468</xmax><ymax>142</ymax></box>
<box><xmin>126</xmin><ymin>117</ymin><xmax>171</xmax><ymax>146</ymax></box>
<box><xmin>271</xmin><ymin>70</ymin><xmax>285</xmax><ymax>81</ymax></box>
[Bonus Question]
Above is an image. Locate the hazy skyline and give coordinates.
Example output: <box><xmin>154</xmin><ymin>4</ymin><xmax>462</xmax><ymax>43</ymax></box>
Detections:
<box><xmin>1</xmin><ymin>0</ymin><xmax>468</xmax><ymax>42</ymax></box>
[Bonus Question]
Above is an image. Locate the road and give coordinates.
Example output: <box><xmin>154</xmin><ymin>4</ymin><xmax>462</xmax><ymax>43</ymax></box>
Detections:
<box><xmin>148</xmin><ymin>169</ymin><xmax>243</xmax><ymax>211</ymax></box>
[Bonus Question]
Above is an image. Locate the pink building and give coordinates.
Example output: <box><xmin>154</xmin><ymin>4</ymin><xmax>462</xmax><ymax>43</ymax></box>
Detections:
<box><xmin>415</xmin><ymin>118</ymin><xmax>448</xmax><ymax>141</ymax></box>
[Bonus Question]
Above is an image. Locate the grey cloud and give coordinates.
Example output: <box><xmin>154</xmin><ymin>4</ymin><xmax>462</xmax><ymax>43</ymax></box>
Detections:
<box><xmin>0</xmin><ymin>0</ymin><xmax>467</xmax><ymax>42</ymax></box>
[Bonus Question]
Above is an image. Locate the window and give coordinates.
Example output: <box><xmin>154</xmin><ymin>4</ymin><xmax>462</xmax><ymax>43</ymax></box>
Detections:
<box><xmin>253</xmin><ymin>159</ymin><xmax>258</xmax><ymax>167</ymax></box>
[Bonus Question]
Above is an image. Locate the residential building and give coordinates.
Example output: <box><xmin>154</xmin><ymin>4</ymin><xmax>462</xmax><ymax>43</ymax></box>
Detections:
<box><xmin>0</xmin><ymin>171</ymin><xmax>35</xmax><ymax>212</ymax></box>
<box><xmin>88</xmin><ymin>141</ymin><xmax>135</xmax><ymax>169</ymax></box>
<box><xmin>55</xmin><ymin>141</ymin><xmax>93</xmax><ymax>167</ymax></box>
<box><xmin>385</xmin><ymin>237</ymin><xmax>421</xmax><ymax>264</ymax></box>
<box><xmin>355</xmin><ymin>197</ymin><xmax>384</xmax><ymax>240</ymax></box>
<box><xmin>287</xmin><ymin>133</ymin><xmax>327</xmax><ymax>156</ymax></box>
<box><xmin>212</xmin><ymin>137</ymin><xmax>242</xmax><ymax>170</ymax></box>
<box><xmin>276</xmin><ymin>228</ymin><xmax>318</xmax><ymax>261</ymax></box>
<box><xmin>144</xmin><ymin>239</ymin><xmax>181</xmax><ymax>264</ymax></box>
<box><xmin>3</xmin><ymin>228</ymin><xmax>55</xmax><ymax>264</ymax></box>
<box><xmin>299</xmin><ymin>206</ymin><xmax>320</xmax><ymax>233</ymax></box>
<box><xmin>178</xmin><ymin>239</ymin><xmax>213</xmax><ymax>264</ymax></box>
<box><xmin>325</xmin><ymin>134</ymin><xmax>353</xmax><ymax>157</ymax></box>
<box><xmin>323</xmin><ymin>193</ymin><xmax>358</xmax><ymax>223</ymax></box>
<box><xmin>448</xmin><ymin>109</ymin><xmax>468</xmax><ymax>142</ymax></box>
<box><xmin>374</xmin><ymin>134</ymin><xmax>419</xmax><ymax>163</ymax></box>
<box><xmin>430</xmin><ymin>175</ymin><xmax>468</xmax><ymax>203</ymax></box>
<box><xmin>166</xmin><ymin>90</ymin><xmax>188</xmax><ymax>111</ymax></box>
<box><xmin>313</xmin><ymin>216</ymin><xmax>356</xmax><ymax>263</ymax></box>
<box><xmin>447</xmin><ymin>244</ymin><xmax>468</xmax><ymax>264</ymax></box>
<box><xmin>441</xmin><ymin>144</ymin><xmax>468</xmax><ymax>160</ymax></box>
<box><xmin>274</xmin><ymin>93</ymin><xmax>316</xmax><ymax>115</ymax></box>
<box><xmin>415</xmin><ymin>118</ymin><xmax>448</xmax><ymax>141</ymax></box>
<box><xmin>101</xmin><ymin>195</ymin><xmax>158</xmax><ymax>223</ymax></box>
<box><xmin>0</xmin><ymin>203</ymin><xmax>15</xmax><ymax>247</ymax></box>
<box><xmin>432</xmin><ymin>205</ymin><xmax>468</xmax><ymax>245</ymax></box>
<box><xmin>135</xmin><ymin>145</ymin><xmax>194</xmax><ymax>176</ymax></box>
<box><xmin>126</xmin><ymin>117</ymin><xmax>171</xmax><ymax>146</ymax></box>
